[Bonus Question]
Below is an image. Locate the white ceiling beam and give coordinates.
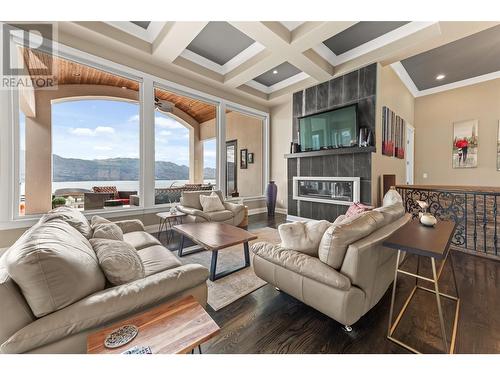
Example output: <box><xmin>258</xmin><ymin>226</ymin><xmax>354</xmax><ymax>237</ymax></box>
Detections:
<box><xmin>224</xmin><ymin>51</ymin><xmax>284</xmax><ymax>88</ymax></box>
<box><xmin>152</xmin><ymin>21</ymin><xmax>208</xmax><ymax>62</ymax></box>
<box><xmin>227</xmin><ymin>21</ymin><xmax>335</xmax><ymax>86</ymax></box>
<box><xmin>291</xmin><ymin>21</ymin><xmax>357</xmax><ymax>51</ymax></box>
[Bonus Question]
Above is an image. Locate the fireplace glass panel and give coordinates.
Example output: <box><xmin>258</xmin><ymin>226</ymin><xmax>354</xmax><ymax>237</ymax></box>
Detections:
<box><xmin>297</xmin><ymin>180</ymin><xmax>353</xmax><ymax>202</ymax></box>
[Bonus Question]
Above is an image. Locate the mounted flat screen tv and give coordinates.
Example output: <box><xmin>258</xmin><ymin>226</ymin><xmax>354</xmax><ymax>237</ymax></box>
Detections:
<box><xmin>299</xmin><ymin>104</ymin><xmax>358</xmax><ymax>151</ymax></box>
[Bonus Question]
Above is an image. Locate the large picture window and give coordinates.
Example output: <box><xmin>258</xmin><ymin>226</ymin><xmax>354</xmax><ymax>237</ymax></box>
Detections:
<box><xmin>154</xmin><ymin>87</ymin><xmax>217</xmax><ymax>205</ymax></box>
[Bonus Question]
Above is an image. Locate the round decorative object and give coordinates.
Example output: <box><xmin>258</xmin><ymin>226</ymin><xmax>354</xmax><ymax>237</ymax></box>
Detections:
<box><xmin>104</xmin><ymin>325</ymin><xmax>139</xmax><ymax>349</ymax></box>
<box><xmin>266</xmin><ymin>181</ymin><xmax>278</xmax><ymax>217</ymax></box>
<box><xmin>420</xmin><ymin>213</ymin><xmax>437</xmax><ymax>227</ymax></box>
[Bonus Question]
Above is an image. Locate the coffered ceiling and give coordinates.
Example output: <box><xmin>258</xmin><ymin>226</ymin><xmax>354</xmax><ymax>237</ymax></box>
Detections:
<box><xmin>57</xmin><ymin>21</ymin><xmax>500</xmax><ymax>105</ymax></box>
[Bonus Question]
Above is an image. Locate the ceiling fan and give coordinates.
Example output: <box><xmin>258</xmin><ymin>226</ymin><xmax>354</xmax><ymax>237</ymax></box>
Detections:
<box><xmin>154</xmin><ymin>97</ymin><xmax>175</xmax><ymax>113</ymax></box>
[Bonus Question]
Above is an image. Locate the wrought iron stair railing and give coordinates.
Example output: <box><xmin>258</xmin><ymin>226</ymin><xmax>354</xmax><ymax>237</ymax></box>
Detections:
<box><xmin>395</xmin><ymin>185</ymin><xmax>500</xmax><ymax>259</ymax></box>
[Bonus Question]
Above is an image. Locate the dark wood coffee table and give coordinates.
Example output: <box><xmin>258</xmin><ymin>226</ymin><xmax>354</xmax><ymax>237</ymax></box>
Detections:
<box><xmin>87</xmin><ymin>296</ymin><xmax>219</xmax><ymax>354</ymax></box>
<box><xmin>383</xmin><ymin>219</ymin><xmax>460</xmax><ymax>354</ymax></box>
<box><xmin>173</xmin><ymin>222</ymin><xmax>258</xmax><ymax>281</ymax></box>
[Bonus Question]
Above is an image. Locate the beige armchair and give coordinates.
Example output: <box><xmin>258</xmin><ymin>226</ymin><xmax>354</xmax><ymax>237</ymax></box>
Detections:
<box><xmin>177</xmin><ymin>190</ymin><xmax>246</xmax><ymax>227</ymax></box>
<box><xmin>251</xmin><ymin>201</ymin><xmax>410</xmax><ymax>330</ymax></box>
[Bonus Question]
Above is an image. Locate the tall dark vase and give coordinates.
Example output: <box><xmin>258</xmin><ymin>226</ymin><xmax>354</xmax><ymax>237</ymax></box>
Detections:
<box><xmin>266</xmin><ymin>181</ymin><xmax>278</xmax><ymax>216</ymax></box>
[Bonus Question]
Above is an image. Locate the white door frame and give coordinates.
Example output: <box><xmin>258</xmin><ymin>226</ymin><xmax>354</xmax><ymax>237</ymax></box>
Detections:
<box><xmin>405</xmin><ymin>124</ymin><xmax>415</xmax><ymax>185</ymax></box>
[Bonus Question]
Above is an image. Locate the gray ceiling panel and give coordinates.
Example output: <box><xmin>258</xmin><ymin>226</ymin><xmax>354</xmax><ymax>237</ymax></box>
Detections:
<box><xmin>323</xmin><ymin>21</ymin><xmax>409</xmax><ymax>55</ymax></box>
<box><xmin>401</xmin><ymin>25</ymin><xmax>500</xmax><ymax>90</ymax></box>
<box><xmin>186</xmin><ymin>22</ymin><xmax>255</xmax><ymax>66</ymax></box>
<box><xmin>253</xmin><ymin>62</ymin><xmax>302</xmax><ymax>87</ymax></box>
<box><xmin>130</xmin><ymin>21</ymin><xmax>151</xmax><ymax>30</ymax></box>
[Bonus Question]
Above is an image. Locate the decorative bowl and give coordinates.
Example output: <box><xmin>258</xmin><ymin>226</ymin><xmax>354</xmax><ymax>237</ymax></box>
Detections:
<box><xmin>420</xmin><ymin>213</ymin><xmax>437</xmax><ymax>227</ymax></box>
<box><xmin>104</xmin><ymin>324</ymin><xmax>139</xmax><ymax>349</ymax></box>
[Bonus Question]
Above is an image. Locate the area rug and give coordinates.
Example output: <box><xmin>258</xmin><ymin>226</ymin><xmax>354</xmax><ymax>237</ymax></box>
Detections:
<box><xmin>167</xmin><ymin>227</ymin><xmax>280</xmax><ymax>311</ymax></box>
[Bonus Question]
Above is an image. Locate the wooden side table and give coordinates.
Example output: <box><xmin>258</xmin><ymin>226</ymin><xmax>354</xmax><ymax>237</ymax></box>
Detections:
<box><xmin>87</xmin><ymin>296</ymin><xmax>219</xmax><ymax>354</ymax></box>
<box><xmin>156</xmin><ymin>211</ymin><xmax>186</xmax><ymax>244</ymax></box>
<box><xmin>383</xmin><ymin>220</ymin><xmax>460</xmax><ymax>354</ymax></box>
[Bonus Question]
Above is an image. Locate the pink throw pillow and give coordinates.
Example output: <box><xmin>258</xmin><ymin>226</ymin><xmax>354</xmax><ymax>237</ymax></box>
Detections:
<box><xmin>345</xmin><ymin>202</ymin><xmax>374</xmax><ymax>218</ymax></box>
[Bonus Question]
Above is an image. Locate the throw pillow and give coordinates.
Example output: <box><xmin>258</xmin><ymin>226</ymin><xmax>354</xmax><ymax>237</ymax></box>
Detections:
<box><xmin>89</xmin><ymin>238</ymin><xmax>145</xmax><ymax>285</ymax></box>
<box><xmin>332</xmin><ymin>214</ymin><xmax>347</xmax><ymax>225</ymax></box>
<box><xmin>92</xmin><ymin>221</ymin><xmax>124</xmax><ymax>241</ymax></box>
<box><xmin>91</xmin><ymin>216</ymin><xmax>126</xmax><ymax>240</ymax></box>
<box><xmin>199</xmin><ymin>192</ymin><xmax>225</xmax><ymax>212</ymax></box>
<box><xmin>41</xmin><ymin>206</ymin><xmax>92</xmax><ymax>239</ymax></box>
<box><xmin>345</xmin><ymin>202</ymin><xmax>374</xmax><ymax>218</ymax></box>
<box><xmin>278</xmin><ymin>220</ymin><xmax>331</xmax><ymax>256</ymax></box>
<box><xmin>318</xmin><ymin>211</ymin><xmax>384</xmax><ymax>269</ymax></box>
<box><xmin>91</xmin><ymin>215</ymin><xmax>111</xmax><ymax>226</ymax></box>
<box><xmin>382</xmin><ymin>188</ymin><xmax>403</xmax><ymax>207</ymax></box>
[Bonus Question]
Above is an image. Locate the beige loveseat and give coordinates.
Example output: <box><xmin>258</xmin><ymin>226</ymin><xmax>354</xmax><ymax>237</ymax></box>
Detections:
<box><xmin>0</xmin><ymin>208</ymin><xmax>209</xmax><ymax>354</ymax></box>
<box><xmin>252</xmin><ymin>199</ymin><xmax>410</xmax><ymax>329</ymax></box>
<box><xmin>177</xmin><ymin>190</ymin><xmax>245</xmax><ymax>226</ymax></box>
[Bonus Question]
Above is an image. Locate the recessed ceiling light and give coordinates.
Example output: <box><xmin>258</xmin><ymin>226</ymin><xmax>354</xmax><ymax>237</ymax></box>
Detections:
<box><xmin>272</xmin><ymin>70</ymin><xmax>278</xmax><ymax>75</ymax></box>
<box><xmin>436</xmin><ymin>74</ymin><xmax>445</xmax><ymax>80</ymax></box>
<box><xmin>121</xmin><ymin>86</ymin><xmax>127</xmax><ymax>90</ymax></box>
<box><xmin>73</xmin><ymin>73</ymin><xmax>81</xmax><ymax>77</ymax></box>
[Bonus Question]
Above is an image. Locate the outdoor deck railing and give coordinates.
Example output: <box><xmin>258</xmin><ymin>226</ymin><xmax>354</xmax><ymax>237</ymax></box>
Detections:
<box><xmin>395</xmin><ymin>185</ymin><xmax>500</xmax><ymax>259</ymax></box>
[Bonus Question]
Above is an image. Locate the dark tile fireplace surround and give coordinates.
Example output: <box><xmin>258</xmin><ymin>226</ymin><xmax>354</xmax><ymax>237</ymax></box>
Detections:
<box><xmin>287</xmin><ymin>63</ymin><xmax>376</xmax><ymax>221</ymax></box>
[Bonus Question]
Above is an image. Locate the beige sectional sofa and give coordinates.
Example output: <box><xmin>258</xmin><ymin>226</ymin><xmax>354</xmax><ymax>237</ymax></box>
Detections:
<box><xmin>252</xmin><ymin>198</ymin><xmax>410</xmax><ymax>329</ymax></box>
<box><xmin>177</xmin><ymin>190</ymin><xmax>245</xmax><ymax>226</ymax></box>
<box><xmin>0</xmin><ymin>208</ymin><xmax>209</xmax><ymax>354</ymax></box>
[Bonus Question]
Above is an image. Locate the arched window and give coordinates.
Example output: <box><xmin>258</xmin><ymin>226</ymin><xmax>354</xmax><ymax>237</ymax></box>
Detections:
<box><xmin>51</xmin><ymin>98</ymin><xmax>140</xmax><ymax>211</ymax></box>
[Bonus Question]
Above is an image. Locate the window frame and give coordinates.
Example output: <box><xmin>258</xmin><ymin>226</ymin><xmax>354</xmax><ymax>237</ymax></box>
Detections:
<box><xmin>2</xmin><ymin>31</ymin><xmax>270</xmax><ymax>229</ymax></box>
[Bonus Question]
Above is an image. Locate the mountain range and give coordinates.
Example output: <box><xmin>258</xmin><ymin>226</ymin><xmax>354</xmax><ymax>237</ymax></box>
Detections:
<box><xmin>49</xmin><ymin>154</ymin><xmax>215</xmax><ymax>182</ymax></box>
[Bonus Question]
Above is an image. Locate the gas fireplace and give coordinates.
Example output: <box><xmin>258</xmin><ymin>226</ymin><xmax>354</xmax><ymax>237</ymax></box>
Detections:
<box><xmin>292</xmin><ymin>177</ymin><xmax>360</xmax><ymax>206</ymax></box>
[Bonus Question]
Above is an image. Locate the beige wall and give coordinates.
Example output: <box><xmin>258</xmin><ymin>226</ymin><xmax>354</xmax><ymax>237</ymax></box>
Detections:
<box><xmin>414</xmin><ymin>78</ymin><xmax>500</xmax><ymax>186</ymax></box>
<box><xmin>270</xmin><ymin>100</ymin><xmax>292</xmax><ymax>210</ymax></box>
<box><xmin>200</xmin><ymin>111</ymin><xmax>264</xmax><ymax>198</ymax></box>
<box><xmin>371</xmin><ymin>64</ymin><xmax>415</xmax><ymax>205</ymax></box>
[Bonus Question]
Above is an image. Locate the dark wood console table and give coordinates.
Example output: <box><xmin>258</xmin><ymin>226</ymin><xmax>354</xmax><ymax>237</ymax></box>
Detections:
<box><xmin>383</xmin><ymin>219</ymin><xmax>460</xmax><ymax>354</ymax></box>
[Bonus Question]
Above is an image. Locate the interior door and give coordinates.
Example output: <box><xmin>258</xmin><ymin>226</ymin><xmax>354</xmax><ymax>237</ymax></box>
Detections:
<box><xmin>405</xmin><ymin>124</ymin><xmax>415</xmax><ymax>185</ymax></box>
<box><xmin>226</xmin><ymin>140</ymin><xmax>237</xmax><ymax>196</ymax></box>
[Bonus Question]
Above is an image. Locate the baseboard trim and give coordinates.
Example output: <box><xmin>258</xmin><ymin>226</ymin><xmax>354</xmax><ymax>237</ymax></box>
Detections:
<box><xmin>286</xmin><ymin>214</ymin><xmax>312</xmax><ymax>222</ymax></box>
<box><xmin>248</xmin><ymin>207</ymin><xmax>287</xmax><ymax>216</ymax></box>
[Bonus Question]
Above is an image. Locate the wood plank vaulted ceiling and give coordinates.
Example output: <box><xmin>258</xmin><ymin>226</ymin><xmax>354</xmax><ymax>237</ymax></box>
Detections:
<box><xmin>23</xmin><ymin>48</ymin><xmax>216</xmax><ymax>123</ymax></box>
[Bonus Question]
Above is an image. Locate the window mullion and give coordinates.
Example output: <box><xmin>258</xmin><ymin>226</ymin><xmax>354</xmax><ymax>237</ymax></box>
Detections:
<box><xmin>141</xmin><ymin>78</ymin><xmax>155</xmax><ymax>208</ymax></box>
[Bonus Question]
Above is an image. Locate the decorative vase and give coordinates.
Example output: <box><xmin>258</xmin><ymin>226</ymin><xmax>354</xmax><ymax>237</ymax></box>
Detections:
<box><xmin>266</xmin><ymin>181</ymin><xmax>278</xmax><ymax>216</ymax></box>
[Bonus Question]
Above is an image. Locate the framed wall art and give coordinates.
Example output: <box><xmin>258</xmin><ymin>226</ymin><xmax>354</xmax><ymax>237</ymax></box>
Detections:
<box><xmin>452</xmin><ymin>119</ymin><xmax>478</xmax><ymax>168</ymax></box>
<box><xmin>240</xmin><ymin>148</ymin><xmax>248</xmax><ymax>169</ymax></box>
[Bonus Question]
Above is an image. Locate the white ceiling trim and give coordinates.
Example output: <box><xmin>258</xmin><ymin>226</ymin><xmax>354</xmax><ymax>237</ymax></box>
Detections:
<box><xmin>280</xmin><ymin>21</ymin><xmax>305</xmax><ymax>32</ymax></box>
<box><xmin>179</xmin><ymin>42</ymin><xmax>265</xmax><ymax>75</ymax></box>
<box><xmin>390</xmin><ymin>62</ymin><xmax>419</xmax><ymax>97</ymax></box>
<box><xmin>246</xmin><ymin>72</ymin><xmax>309</xmax><ymax>94</ymax></box>
<box><xmin>106</xmin><ymin>21</ymin><xmax>166</xmax><ymax>43</ymax></box>
<box><xmin>313</xmin><ymin>21</ymin><xmax>439</xmax><ymax>67</ymax></box>
<box><xmin>391</xmin><ymin>61</ymin><xmax>500</xmax><ymax>98</ymax></box>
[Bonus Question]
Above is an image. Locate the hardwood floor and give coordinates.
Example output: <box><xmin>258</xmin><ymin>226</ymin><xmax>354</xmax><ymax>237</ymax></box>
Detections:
<box><xmin>196</xmin><ymin>213</ymin><xmax>500</xmax><ymax>354</ymax></box>
<box><xmin>159</xmin><ymin>213</ymin><xmax>499</xmax><ymax>353</ymax></box>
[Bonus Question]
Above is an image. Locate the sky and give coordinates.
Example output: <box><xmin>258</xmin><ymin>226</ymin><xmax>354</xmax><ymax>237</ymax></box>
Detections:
<box><xmin>45</xmin><ymin>99</ymin><xmax>216</xmax><ymax>168</ymax></box>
